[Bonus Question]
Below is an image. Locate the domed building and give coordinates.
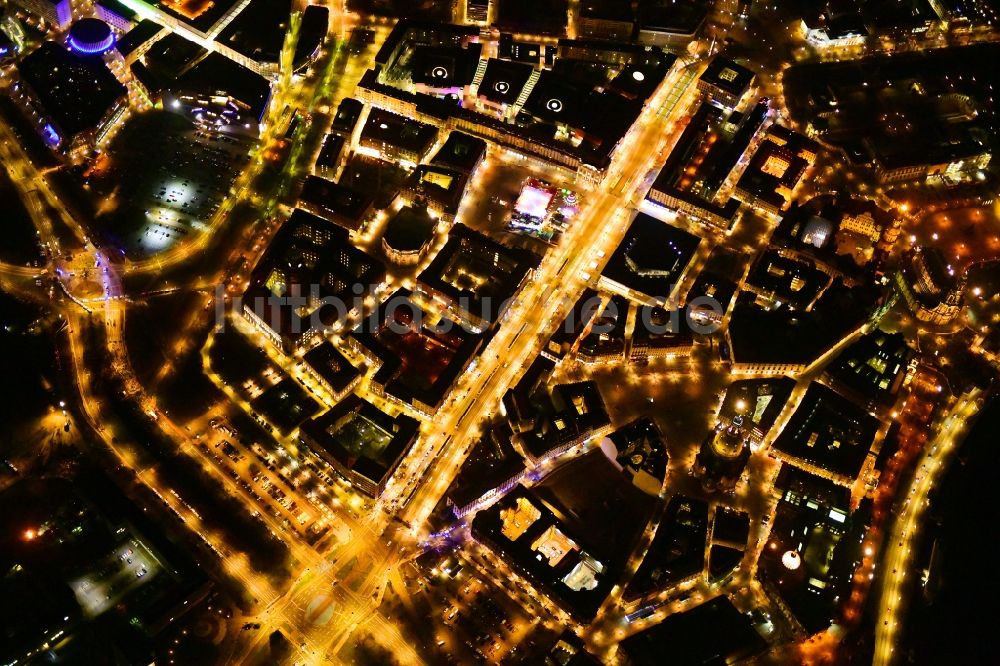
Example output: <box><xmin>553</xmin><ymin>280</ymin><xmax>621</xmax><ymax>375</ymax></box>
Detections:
<box><xmin>693</xmin><ymin>415</ymin><xmax>751</xmax><ymax>491</ymax></box>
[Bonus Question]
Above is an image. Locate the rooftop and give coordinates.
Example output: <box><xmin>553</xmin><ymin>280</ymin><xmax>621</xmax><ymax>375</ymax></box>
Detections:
<box><xmin>826</xmin><ymin>330</ymin><xmax>914</xmax><ymax>407</ymax></box>
<box><xmin>417</xmin><ymin>223</ymin><xmax>539</xmax><ymax>327</ymax></box>
<box><xmin>292</xmin><ymin>5</ymin><xmax>329</xmax><ymax>69</ymax></box>
<box><xmin>382</xmin><ymin>204</ymin><xmax>437</xmax><ymax>253</ymax></box>
<box><xmin>735</xmin><ymin>126</ymin><xmax>819</xmax><ymax>211</ymax></box>
<box><xmin>745</xmin><ymin>251</ymin><xmax>831</xmax><ymax>310</ymax></box>
<box><xmin>605</xmin><ymin>417</ymin><xmax>668</xmax><ymax>491</ymax></box>
<box><xmin>494</xmin><ymin>0</ymin><xmax>569</xmax><ymax>36</ymax></box>
<box><xmin>498</xmin><ymin>38</ymin><xmax>549</xmax><ymax>67</ymax></box>
<box><xmin>18</xmin><ymin>42</ymin><xmax>126</xmax><ymax>141</ymax></box>
<box><xmin>503</xmin><ymin>354</ymin><xmax>556</xmax><ymax>428</ymax></box>
<box><xmin>298</xmin><ymin>176</ymin><xmax>375</xmax><ymax>231</ymax></box>
<box><xmin>115</xmin><ymin>19</ymin><xmax>165</xmax><ymax>59</ymax></box>
<box><xmin>783</xmin><ymin>44</ymin><xmax>999</xmax><ymax>172</ymax></box>
<box><xmin>473</xmin><ymin>450</ymin><xmax>656</xmax><ymax>620</ymax></box>
<box><xmin>771</xmin><ymin>382</ymin><xmax>880</xmax><ymax>482</ymax></box>
<box><xmin>250</xmin><ymin>377</ymin><xmax>321</xmax><ymax>435</ymax></box>
<box><xmin>580</xmin><ymin>0</ymin><xmax>634</xmax><ymax>22</ymax></box>
<box><xmin>350</xmin><ymin>289</ymin><xmax>484</xmax><ymax>411</ymax></box>
<box><xmin>632</xmin><ymin>305</ymin><xmax>694</xmax><ymax>348</ymax></box>
<box><xmin>155</xmin><ymin>0</ymin><xmax>243</xmax><ymax>32</ymax></box>
<box><xmin>143</xmin><ymin>30</ymin><xmax>206</xmax><ymax>80</ymax></box>
<box><xmin>637</xmin><ymin>0</ymin><xmax>709</xmax><ymax>34</ymax></box>
<box><xmin>359</xmin><ymin>107</ymin><xmax>438</xmax><ymax>159</ymax></box>
<box><xmin>600</xmin><ymin>213</ymin><xmax>701</xmax><ymax>304</ymax></box>
<box><xmin>713</xmin><ymin>506</ymin><xmax>751</xmax><ymax>546</ymax></box>
<box><xmin>242</xmin><ymin>209</ymin><xmax>385</xmax><ymax>345</ymax></box>
<box><xmin>175</xmin><ymin>51</ymin><xmax>272</xmax><ymax>122</ymax></box>
<box><xmin>409</xmin><ymin>43</ymin><xmax>482</xmax><ymax>89</ymax></box>
<box><xmin>700</xmin><ymin>56</ymin><xmax>755</xmax><ymax>99</ymax></box>
<box><xmin>728</xmin><ymin>281</ymin><xmax>882</xmax><ymax>367</ymax></box>
<box><xmin>330</xmin><ymin>97</ymin><xmax>364</xmax><ymax>137</ymax></box>
<box><xmin>446</xmin><ymin>421</ymin><xmax>525</xmax><ymax>509</ymax></box>
<box><xmin>625</xmin><ymin>494</ymin><xmax>709</xmax><ymax>599</ymax></box>
<box><xmin>302</xmin><ymin>340</ymin><xmax>362</xmax><ymax>397</ymax></box>
<box><xmin>719</xmin><ymin>377</ymin><xmax>796</xmax><ymax>438</ymax></box>
<box><xmin>762</xmin><ymin>467</ymin><xmax>863</xmax><ymax>632</ymax></box>
<box><xmin>477</xmin><ymin>58</ymin><xmax>535</xmax><ymax>106</ymax></box>
<box><xmin>217</xmin><ymin>0</ymin><xmax>291</xmax><ymax>64</ymax></box>
<box><xmin>360</xmin><ymin>23</ymin><xmax>675</xmax><ymax>174</ymax></box>
<box><xmin>518</xmin><ymin>381</ymin><xmax>611</xmax><ymax>459</ymax></box>
<box><xmin>578</xmin><ymin>294</ymin><xmax>628</xmax><ymax>359</ymax></box>
<box><xmin>315</xmin><ymin>133</ymin><xmax>346</xmax><ymax>171</ymax></box>
<box><xmin>608</xmin><ymin>54</ymin><xmax>677</xmax><ymax>100</ymax></box>
<box><xmin>429</xmin><ymin>131</ymin><xmax>487</xmax><ymax>174</ymax></box>
<box><xmin>300</xmin><ymin>395</ymin><xmax>419</xmax><ymax>489</ymax></box>
<box><xmin>621</xmin><ymin>596</ymin><xmax>765</xmax><ymax>666</ymax></box>
<box><xmin>68</xmin><ymin>19</ymin><xmax>115</xmax><ymax>56</ymax></box>
<box><xmin>404</xmin><ymin>165</ymin><xmax>468</xmax><ymax>215</ymax></box>
<box><xmin>522</xmin><ymin>69</ymin><xmax>588</xmax><ymax>125</ymax></box>
<box><xmin>97</xmin><ymin>0</ymin><xmax>138</xmax><ymax>20</ymax></box>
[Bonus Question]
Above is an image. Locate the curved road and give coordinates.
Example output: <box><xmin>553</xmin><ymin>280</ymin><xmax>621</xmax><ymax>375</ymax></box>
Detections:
<box><xmin>872</xmin><ymin>389</ymin><xmax>983</xmax><ymax>666</ymax></box>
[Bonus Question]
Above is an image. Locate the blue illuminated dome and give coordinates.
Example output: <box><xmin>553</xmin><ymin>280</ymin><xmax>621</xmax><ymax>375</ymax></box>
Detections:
<box><xmin>68</xmin><ymin>19</ymin><xmax>115</xmax><ymax>56</ymax></box>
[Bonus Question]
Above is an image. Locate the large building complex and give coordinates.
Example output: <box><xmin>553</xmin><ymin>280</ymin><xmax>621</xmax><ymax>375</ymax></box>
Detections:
<box><xmin>355</xmin><ymin>19</ymin><xmax>678</xmax><ymax>183</ymax></box>
<box><xmin>241</xmin><ymin>210</ymin><xmax>385</xmax><ymax>352</ymax></box>
<box><xmin>3</xmin><ymin>0</ymin><xmax>998</xmax><ymax>664</ymax></box>
<box><xmin>300</xmin><ymin>395</ymin><xmax>420</xmax><ymax>497</ymax></box>
<box><xmin>348</xmin><ymin>289</ymin><xmax>484</xmax><ymax>417</ymax></box>
<box><xmin>415</xmin><ymin>223</ymin><xmax>539</xmax><ymax>332</ymax></box>
<box><xmin>12</xmin><ymin>41</ymin><xmax>127</xmax><ymax>155</ymax></box>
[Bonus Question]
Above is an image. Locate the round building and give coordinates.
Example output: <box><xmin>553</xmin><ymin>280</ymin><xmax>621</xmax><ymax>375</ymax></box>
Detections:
<box><xmin>382</xmin><ymin>205</ymin><xmax>437</xmax><ymax>266</ymax></box>
<box><xmin>68</xmin><ymin>19</ymin><xmax>115</xmax><ymax>56</ymax></box>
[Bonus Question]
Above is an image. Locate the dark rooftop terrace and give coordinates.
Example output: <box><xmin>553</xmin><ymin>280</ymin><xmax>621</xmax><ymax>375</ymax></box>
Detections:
<box><xmin>477</xmin><ymin>58</ymin><xmax>535</xmax><ymax>106</ymax></box>
<box><xmin>430</xmin><ymin>131</ymin><xmax>487</xmax><ymax>174</ymax></box>
<box><xmin>359</xmin><ymin>107</ymin><xmax>438</xmax><ymax>158</ymax></box>
<box><xmin>600</xmin><ymin>212</ymin><xmax>701</xmax><ymax>303</ymax></box>
<box><xmin>302</xmin><ymin>340</ymin><xmax>361</xmax><ymax>397</ymax></box>
<box><xmin>217</xmin><ymin>0</ymin><xmax>291</xmax><ymax>63</ymax></box>
<box><xmin>300</xmin><ymin>394</ymin><xmax>420</xmax><ymax>486</ymax></box>
<box><xmin>699</xmin><ymin>56</ymin><xmax>755</xmax><ymax>99</ymax></box>
<box><xmin>417</xmin><ymin>223</ymin><xmax>539</xmax><ymax>325</ymax></box>
<box><xmin>18</xmin><ymin>42</ymin><xmax>126</xmax><ymax>140</ymax></box>
<box><xmin>620</xmin><ymin>596</ymin><xmax>766</xmax><ymax>666</ymax></box>
<box><xmin>771</xmin><ymin>381</ymin><xmax>880</xmax><ymax>481</ymax></box>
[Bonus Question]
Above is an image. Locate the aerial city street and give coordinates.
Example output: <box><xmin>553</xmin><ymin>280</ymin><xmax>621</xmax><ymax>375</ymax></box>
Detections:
<box><xmin>1</xmin><ymin>0</ymin><xmax>999</xmax><ymax>664</ymax></box>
